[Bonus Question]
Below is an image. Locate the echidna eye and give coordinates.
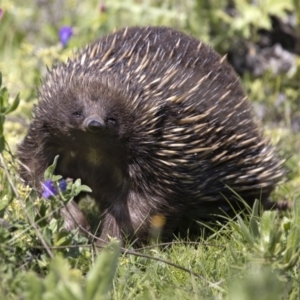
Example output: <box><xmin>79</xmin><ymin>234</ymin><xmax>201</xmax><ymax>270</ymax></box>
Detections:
<box><xmin>72</xmin><ymin>111</ymin><xmax>83</xmax><ymax>118</ymax></box>
<box><xmin>107</xmin><ymin>117</ymin><xmax>118</xmax><ymax>127</ymax></box>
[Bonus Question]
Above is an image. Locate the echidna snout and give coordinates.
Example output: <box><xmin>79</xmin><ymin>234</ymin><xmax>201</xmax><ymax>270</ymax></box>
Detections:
<box><xmin>84</xmin><ymin>115</ymin><xmax>105</xmax><ymax>132</ymax></box>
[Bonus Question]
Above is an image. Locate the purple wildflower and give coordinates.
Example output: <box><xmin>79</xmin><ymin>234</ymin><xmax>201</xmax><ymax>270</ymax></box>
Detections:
<box><xmin>59</xmin><ymin>179</ymin><xmax>67</xmax><ymax>192</ymax></box>
<box><xmin>58</xmin><ymin>26</ymin><xmax>73</xmax><ymax>47</ymax></box>
<box><xmin>0</xmin><ymin>8</ymin><xmax>3</xmax><ymax>19</ymax></box>
<box><xmin>42</xmin><ymin>180</ymin><xmax>58</xmax><ymax>198</ymax></box>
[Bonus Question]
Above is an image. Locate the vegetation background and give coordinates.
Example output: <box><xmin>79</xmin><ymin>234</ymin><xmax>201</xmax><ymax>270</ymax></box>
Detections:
<box><xmin>0</xmin><ymin>0</ymin><xmax>300</xmax><ymax>299</ymax></box>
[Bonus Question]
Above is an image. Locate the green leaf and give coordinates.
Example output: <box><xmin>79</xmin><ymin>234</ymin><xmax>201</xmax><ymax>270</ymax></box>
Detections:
<box><xmin>267</xmin><ymin>228</ymin><xmax>282</xmax><ymax>256</ymax></box>
<box><xmin>0</xmin><ymin>114</ymin><xmax>5</xmax><ymax>137</ymax></box>
<box><xmin>4</xmin><ymin>92</ymin><xmax>20</xmax><ymax>115</ymax></box>
<box><xmin>74</xmin><ymin>178</ymin><xmax>82</xmax><ymax>187</ymax></box>
<box><xmin>260</xmin><ymin>211</ymin><xmax>276</xmax><ymax>244</ymax></box>
<box><xmin>0</xmin><ymin>72</ymin><xmax>2</xmax><ymax>88</ymax></box>
<box><xmin>0</xmin><ymin>87</ymin><xmax>9</xmax><ymax>111</ymax></box>
<box><xmin>282</xmin><ymin>217</ymin><xmax>291</xmax><ymax>232</ymax></box>
<box><xmin>85</xmin><ymin>241</ymin><xmax>120</xmax><ymax>300</ymax></box>
<box><xmin>249</xmin><ymin>199</ymin><xmax>260</xmax><ymax>238</ymax></box>
<box><xmin>285</xmin><ymin>225</ymin><xmax>300</xmax><ymax>259</ymax></box>
<box><xmin>54</xmin><ymin>231</ymin><xmax>72</xmax><ymax>247</ymax></box>
<box><xmin>71</xmin><ymin>178</ymin><xmax>81</xmax><ymax>195</ymax></box>
<box><xmin>71</xmin><ymin>179</ymin><xmax>92</xmax><ymax>196</ymax></box>
<box><xmin>293</xmin><ymin>196</ymin><xmax>300</xmax><ymax>226</ymax></box>
<box><xmin>44</xmin><ymin>155</ymin><xmax>60</xmax><ymax>179</ymax></box>
<box><xmin>0</xmin><ymin>195</ymin><xmax>12</xmax><ymax>212</ymax></box>
<box><xmin>229</xmin><ymin>246</ymin><xmax>240</xmax><ymax>264</ymax></box>
<box><xmin>52</xmin><ymin>174</ymin><xmax>63</xmax><ymax>182</ymax></box>
<box><xmin>285</xmin><ymin>250</ymin><xmax>300</xmax><ymax>269</ymax></box>
<box><xmin>75</xmin><ymin>185</ymin><xmax>92</xmax><ymax>195</ymax></box>
<box><xmin>34</xmin><ymin>201</ymin><xmax>48</xmax><ymax>227</ymax></box>
<box><xmin>237</xmin><ymin>215</ymin><xmax>254</xmax><ymax>246</ymax></box>
<box><xmin>57</xmin><ymin>283</ymin><xmax>83</xmax><ymax>300</ymax></box>
<box><xmin>46</xmin><ymin>256</ymin><xmax>83</xmax><ymax>300</ymax></box>
<box><xmin>24</xmin><ymin>272</ymin><xmax>45</xmax><ymax>300</ymax></box>
<box><xmin>0</xmin><ymin>136</ymin><xmax>5</xmax><ymax>153</ymax></box>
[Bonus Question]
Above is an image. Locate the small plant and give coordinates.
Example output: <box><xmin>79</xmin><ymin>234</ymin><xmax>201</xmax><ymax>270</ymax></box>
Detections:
<box><xmin>234</xmin><ymin>199</ymin><xmax>300</xmax><ymax>271</ymax></box>
<box><xmin>24</xmin><ymin>240</ymin><xmax>120</xmax><ymax>300</ymax></box>
<box><xmin>42</xmin><ymin>155</ymin><xmax>92</xmax><ymax>203</ymax></box>
<box><xmin>31</xmin><ymin>155</ymin><xmax>92</xmax><ymax>255</ymax></box>
<box><xmin>0</xmin><ymin>72</ymin><xmax>20</xmax><ymax>152</ymax></box>
<box><xmin>227</xmin><ymin>198</ymin><xmax>300</xmax><ymax>298</ymax></box>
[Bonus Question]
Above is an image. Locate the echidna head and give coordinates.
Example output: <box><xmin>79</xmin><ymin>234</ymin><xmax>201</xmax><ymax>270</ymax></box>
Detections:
<box><xmin>29</xmin><ymin>70</ymin><xmax>144</xmax><ymax>182</ymax></box>
<box><xmin>36</xmin><ymin>71</ymin><xmax>134</xmax><ymax>144</ymax></box>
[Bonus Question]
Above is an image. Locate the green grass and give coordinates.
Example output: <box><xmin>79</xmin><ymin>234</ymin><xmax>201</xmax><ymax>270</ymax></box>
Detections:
<box><xmin>0</xmin><ymin>0</ymin><xmax>300</xmax><ymax>299</ymax></box>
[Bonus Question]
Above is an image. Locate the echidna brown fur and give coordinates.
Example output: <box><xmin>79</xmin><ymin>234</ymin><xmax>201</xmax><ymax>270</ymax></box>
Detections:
<box><xmin>18</xmin><ymin>26</ymin><xmax>285</xmax><ymax>245</ymax></box>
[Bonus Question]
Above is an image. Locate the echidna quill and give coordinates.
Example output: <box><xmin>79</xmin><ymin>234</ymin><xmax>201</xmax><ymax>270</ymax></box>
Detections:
<box><xmin>18</xmin><ymin>26</ymin><xmax>285</xmax><ymax>245</ymax></box>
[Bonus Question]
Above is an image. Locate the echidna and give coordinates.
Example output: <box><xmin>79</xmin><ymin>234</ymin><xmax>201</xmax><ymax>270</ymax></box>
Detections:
<box><xmin>18</xmin><ymin>26</ymin><xmax>284</xmax><ymax>244</ymax></box>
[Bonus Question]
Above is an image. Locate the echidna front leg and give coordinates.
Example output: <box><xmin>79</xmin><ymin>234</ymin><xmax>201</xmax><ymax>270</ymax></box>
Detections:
<box><xmin>97</xmin><ymin>192</ymin><xmax>178</xmax><ymax>245</ymax></box>
<box><xmin>60</xmin><ymin>200</ymin><xmax>91</xmax><ymax>233</ymax></box>
<box><xmin>97</xmin><ymin>205</ymin><xmax>137</xmax><ymax>245</ymax></box>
